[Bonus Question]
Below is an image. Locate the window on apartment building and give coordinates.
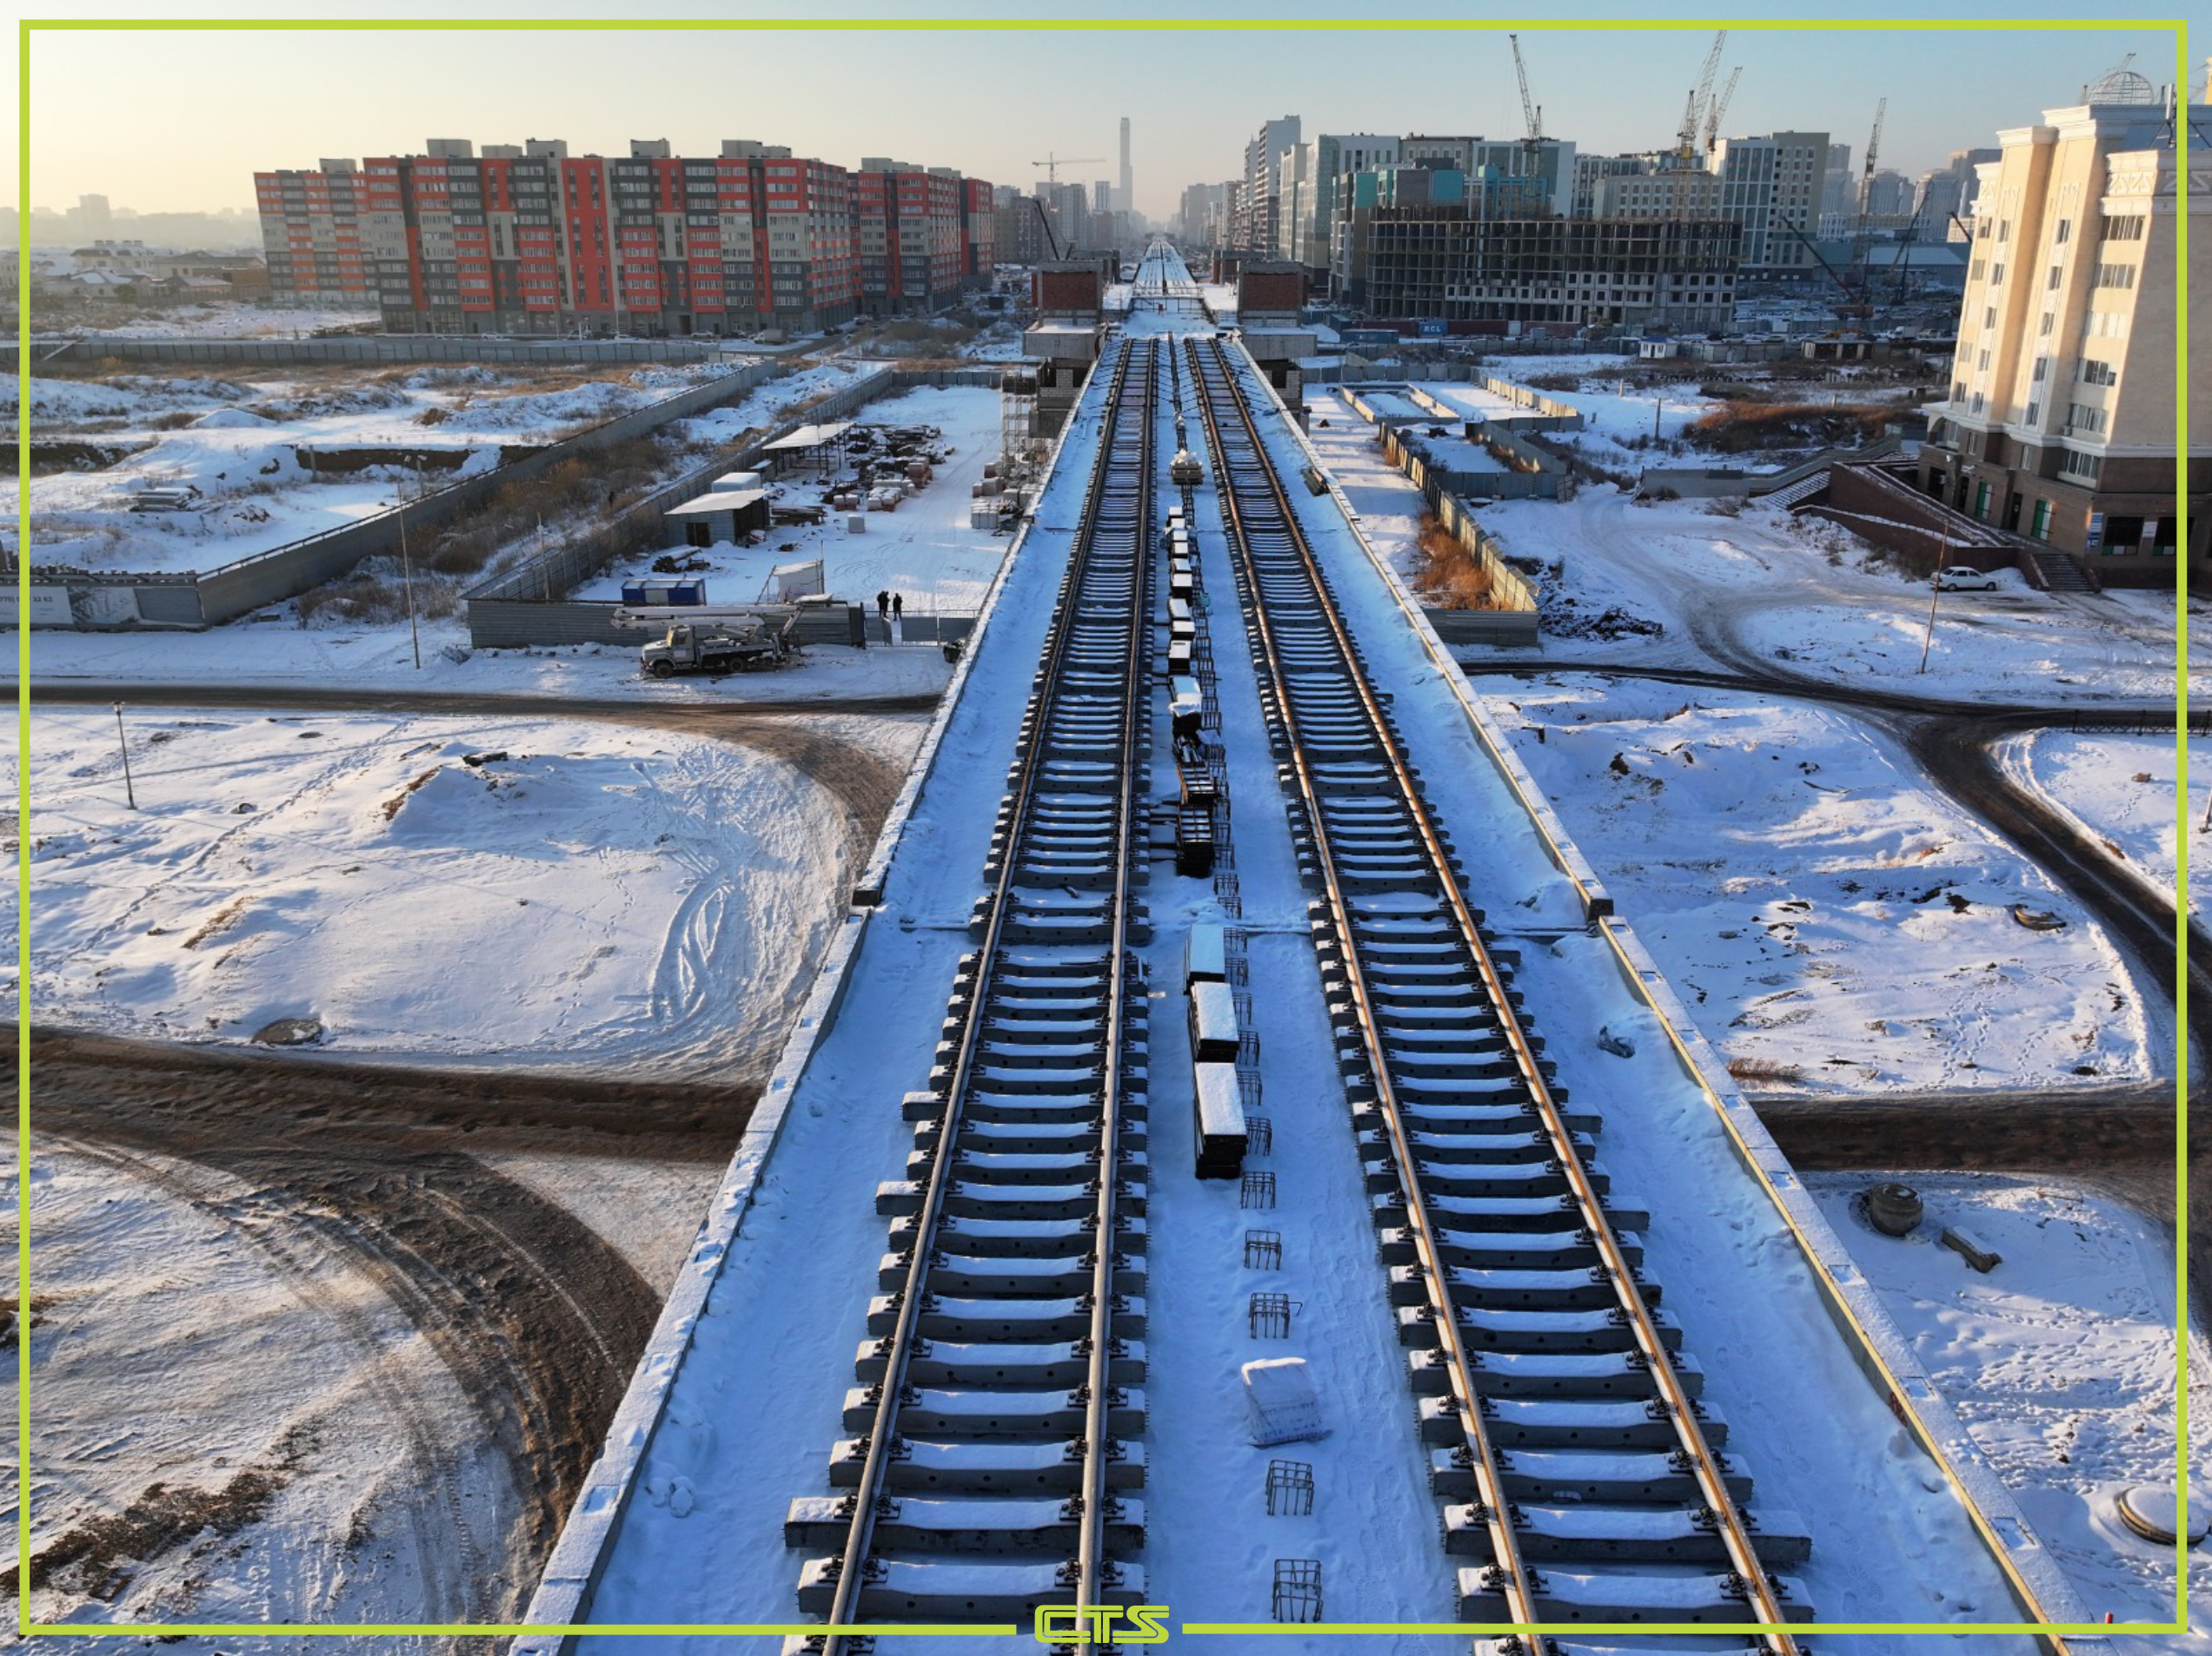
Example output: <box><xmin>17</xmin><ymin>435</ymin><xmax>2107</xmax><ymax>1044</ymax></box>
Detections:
<box><xmin>2031</xmin><ymin>356</ymin><xmax>2049</xmax><ymax>382</ymax></box>
<box><xmin>1951</xmin><ymin>380</ymin><xmax>1967</xmax><ymax>402</ymax></box>
<box><xmin>1973</xmin><ymin>481</ymin><xmax>1992</xmax><ymax>520</ymax></box>
<box><xmin>1984</xmin><ymin>307</ymin><xmax>1997</xmax><ymax>329</ymax></box>
<box><xmin>2078</xmin><ymin>358</ymin><xmax>2117</xmax><ymax>386</ymax></box>
<box><xmin>1976</xmin><ymin>349</ymin><xmax>1991</xmax><ymax>371</ymax></box>
<box><xmin>2054</xmin><ymin>219</ymin><xmax>2071</xmax><ymax>243</ymax></box>
<box><xmin>2029</xmin><ymin>499</ymin><xmax>2052</xmax><ymax>539</ymax></box>
<box><xmin>2047</xmin><ymin>265</ymin><xmax>2063</xmax><ymax>289</ymax></box>
<box><xmin>2058</xmin><ymin>449</ymin><xmax>2102</xmax><ymax>482</ymax></box>
<box><xmin>2024</xmin><ymin>402</ymin><xmax>2042</xmax><ymax>423</ymax></box>
<box><xmin>1996</xmin><ymin>220</ymin><xmax>2010</xmax><ymax>242</ymax></box>
<box><xmin>2065</xmin><ymin>402</ymin><xmax>2108</xmax><ymax>434</ymax></box>
<box><xmin>1990</xmin><ymin>263</ymin><xmax>2005</xmax><ymax>285</ymax></box>
<box><xmin>2093</xmin><ymin>263</ymin><xmax>2136</xmax><ymax>289</ymax></box>
<box><xmin>1970</xmin><ymin>258</ymin><xmax>1987</xmax><ymax>282</ymax></box>
<box><xmin>2100</xmin><ymin>215</ymin><xmax>2146</xmax><ymax>241</ymax></box>
<box><xmin>2039</xmin><ymin>311</ymin><xmax>2056</xmax><ymax>336</ymax></box>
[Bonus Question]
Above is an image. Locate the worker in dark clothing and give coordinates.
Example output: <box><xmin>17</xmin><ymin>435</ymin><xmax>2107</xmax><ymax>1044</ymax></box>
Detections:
<box><xmin>875</xmin><ymin>589</ymin><xmax>890</xmax><ymax>620</ymax></box>
<box><xmin>891</xmin><ymin>592</ymin><xmax>905</xmax><ymax>619</ymax></box>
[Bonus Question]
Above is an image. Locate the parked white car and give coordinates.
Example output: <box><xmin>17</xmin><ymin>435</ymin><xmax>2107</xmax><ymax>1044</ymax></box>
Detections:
<box><xmin>1934</xmin><ymin>565</ymin><xmax>1999</xmax><ymax>591</ymax></box>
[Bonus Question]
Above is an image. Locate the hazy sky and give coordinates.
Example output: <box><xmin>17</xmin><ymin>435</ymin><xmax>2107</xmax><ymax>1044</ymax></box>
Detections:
<box><xmin>13</xmin><ymin>6</ymin><xmax>2202</xmax><ymax>223</ymax></box>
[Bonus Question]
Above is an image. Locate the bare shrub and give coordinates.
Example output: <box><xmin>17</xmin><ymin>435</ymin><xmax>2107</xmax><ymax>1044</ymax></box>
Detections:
<box><xmin>1408</xmin><ymin>513</ymin><xmax>1500</xmax><ymax>611</ymax></box>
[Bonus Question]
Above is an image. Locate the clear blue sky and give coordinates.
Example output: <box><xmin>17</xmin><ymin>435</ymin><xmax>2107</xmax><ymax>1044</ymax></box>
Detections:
<box><xmin>12</xmin><ymin>6</ymin><xmax>2199</xmax><ymax>221</ymax></box>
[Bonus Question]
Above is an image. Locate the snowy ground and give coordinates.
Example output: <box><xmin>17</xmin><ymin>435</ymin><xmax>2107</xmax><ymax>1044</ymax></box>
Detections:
<box><xmin>2003</xmin><ymin>731</ymin><xmax>2207</xmax><ymax>914</ymax></box>
<box><xmin>14</xmin><ymin>1140</ymin><xmax>520</xmax><ymax>1642</ymax></box>
<box><xmin>1402</xmin><ymin>380</ymin><xmax>1524</xmax><ymax>422</ymax></box>
<box><xmin>9</xmin><ymin>706</ymin><xmax>922</xmax><ymax>1073</ymax></box>
<box><xmin>1474</xmin><ymin>675</ymin><xmax>2162</xmax><ymax>1092</ymax></box>
<box><xmin>1808</xmin><ymin>1174</ymin><xmax>2209</xmax><ymax>1650</ymax></box>
<box><xmin>68</xmin><ymin>304</ymin><xmax>382</xmax><ymax>338</ymax></box>
<box><xmin>1471</xmin><ymin>349</ymin><xmax>1933</xmax><ymax>476</ymax></box>
<box><xmin>1469</xmin><ymin>488</ymin><xmax>2200</xmax><ymax>702</ymax></box>
<box><xmin>1314</xmin><ymin>364</ymin><xmax>2196</xmax><ymax>705</ymax></box>
<box><xmin>572</xmin><ymin>386</ymin><xmax>1010</xmax><ymax>615</ymax></box>
<box><xmin>10</xmin><ymin>359</ymin><xmax>872</xmax><ymax>577</ymax></box>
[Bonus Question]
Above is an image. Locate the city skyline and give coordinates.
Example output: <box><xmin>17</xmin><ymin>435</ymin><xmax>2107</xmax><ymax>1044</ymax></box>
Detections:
<box><xmin>17</xmin><ymin>21</ymin><xmax>2194</xmax><ymax>224</ymax></box>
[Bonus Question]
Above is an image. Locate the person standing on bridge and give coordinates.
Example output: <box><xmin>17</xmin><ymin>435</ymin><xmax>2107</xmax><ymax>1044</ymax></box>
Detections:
<box><xmin>875</xmin><ymin>589</ymin><xmax>890</xmax><ymax>621</ymax></box>
<box><xmin>890</xmin><ymin>590</ymin><xmax>905</xmax><ymax>645</ymax></box>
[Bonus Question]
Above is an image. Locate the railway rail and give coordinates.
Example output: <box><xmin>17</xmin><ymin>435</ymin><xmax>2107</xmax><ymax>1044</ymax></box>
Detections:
<box><xmin>1184</xmin><ymin>332</ymin><xmax>1817</xmax><ymax>1647</ymax></box>
<box><xmin>786</xmin><ymin>336</ymin><xmax>1160</xmax><ymax>1649</ymax></box>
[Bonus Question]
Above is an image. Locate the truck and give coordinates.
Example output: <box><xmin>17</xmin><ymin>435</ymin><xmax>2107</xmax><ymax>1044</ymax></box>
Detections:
<box><xmin>639</xmin><ymin>615</ymin><xmax>793</xmax><ymax>677</ymax></box>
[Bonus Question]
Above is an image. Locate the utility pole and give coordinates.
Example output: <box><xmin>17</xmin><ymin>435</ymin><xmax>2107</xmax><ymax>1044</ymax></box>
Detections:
<box><xmin>398</xmin><ymin>467</ymin><xmax>422</xmax><ymax>671</ymax></box>
<box><xmin>112</xmin><ymin>702</ymin><xmax>136</xmax><ymax>809</ymax></box>
<box><xmin>1917</xmin><ymin>528</ymin><xmax>1947</xmax><ymax>674</ymax></box>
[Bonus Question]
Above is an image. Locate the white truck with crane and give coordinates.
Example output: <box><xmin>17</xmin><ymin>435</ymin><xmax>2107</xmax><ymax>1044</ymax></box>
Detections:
<box><xmin>614</xmin><ymin>604</ymin><xmax>801</xmax><ymax>677</ymax></box>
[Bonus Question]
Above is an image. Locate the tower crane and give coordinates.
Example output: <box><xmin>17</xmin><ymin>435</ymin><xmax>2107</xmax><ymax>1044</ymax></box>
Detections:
<box><xmin>1857</xmin><ymin>98</ymin><xmax>1886</xmax><ymax>217</ymax></box>
<box><xmin>1703</xmin><ymin>64</ymin><xmax>1742</xmax><ymax>153</ymax></box>
<box><xmin>1032</xmin><ymin>154</ymin><xmax>1105</xmax><ymax>186</ymax></box>
<box><xmin>1509</xmin><ymin>34</ymin><xmax>1542</xmax><ymax>148</ymax></box>
<box><xmin>1679</xmin><ymin>30</ymin><xmax>1726</xmax><ymax>162</ymax></box>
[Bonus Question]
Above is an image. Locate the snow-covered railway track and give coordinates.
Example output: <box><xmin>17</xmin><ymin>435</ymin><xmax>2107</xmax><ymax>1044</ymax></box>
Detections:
<box><xmin>785</xmin><ymin>338</ymin><xmax>1160</xmax><ymax>1651</ymax></box>
<box><xmin>1185</xmin><ymin>334</ymin><xmax>1816</xmax><ymax>1649</ymax></box>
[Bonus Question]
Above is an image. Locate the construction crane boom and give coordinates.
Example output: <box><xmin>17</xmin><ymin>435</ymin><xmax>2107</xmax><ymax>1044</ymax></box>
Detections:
<box><xmin>1032</xmin><ymin>153</ymin><xmax>1105</xmax><ymax>185</ymax></box>
<box><xmin>1509</xmin><ymin>34</ymin><xmax>1542</xmax><ymax>147</ymax></box>
<box><xmin>1858</xmin><ymin>98</ymin><xmax>1886</xmax><ymax>215</ymax></box>
<box><xmin>1681</xmin><ymin>30</ymin><xmax>1727</xmax><ymax>159</ymax></box>
<box><xmin>1704</xmin><ymin>64</ymin><xmax>1742</xmax><ymax>153</ymax></box>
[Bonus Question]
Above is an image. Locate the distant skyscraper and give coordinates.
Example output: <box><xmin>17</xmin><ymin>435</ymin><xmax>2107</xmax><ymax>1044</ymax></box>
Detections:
<box><xmin>1119</xmin><ymin>116</ymin><xmax>1133</xmax><ymax>218</ymax></box>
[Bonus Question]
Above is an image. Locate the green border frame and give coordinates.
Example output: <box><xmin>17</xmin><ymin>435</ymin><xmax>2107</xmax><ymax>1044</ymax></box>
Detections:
<box><xmin>11</xmin><ymin>14</ymin><xmax>2193</xmax><ymax>1645</ymax></box>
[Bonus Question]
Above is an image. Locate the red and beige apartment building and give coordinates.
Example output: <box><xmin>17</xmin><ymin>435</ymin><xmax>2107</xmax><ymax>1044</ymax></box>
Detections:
<box><xmin>256</xmin><ymin>136</ymin><xmax>994</xmax><ymax>336</ymax></box>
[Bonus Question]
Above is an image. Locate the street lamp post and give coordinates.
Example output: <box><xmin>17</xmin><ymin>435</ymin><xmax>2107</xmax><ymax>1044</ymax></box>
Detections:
<box><xmin>398</xmin><ymin>468</ymin><xmax>422</xmax><ymax>671</ymax></box>
<box><xmin>112</xmin><ymin>702</ymin><xmax>136</xmax><ymax>810</ymax></box>
<box><xmin>1917</xmin><ymin>526</ymin><xmax>1948</xmax><ymax>675</ymax></box>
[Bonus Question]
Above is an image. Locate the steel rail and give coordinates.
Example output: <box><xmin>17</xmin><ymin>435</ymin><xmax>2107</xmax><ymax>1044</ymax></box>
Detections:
<box><xmin>1189</xmin><ymin>335</ymin><xmax>1803</xmax><ymax>1651</ymax></box>
<box><xmin>817</xmin><ymin>338</ymin><xmax>1154</xmax><ymax>1652</ymax></box>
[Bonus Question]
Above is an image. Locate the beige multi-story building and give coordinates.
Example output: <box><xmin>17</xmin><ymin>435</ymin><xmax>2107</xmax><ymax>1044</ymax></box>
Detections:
<box><xmin>1917</xmin><ymin>71</ymin><xmax>2209</xmax><ymax>584</ymax></box>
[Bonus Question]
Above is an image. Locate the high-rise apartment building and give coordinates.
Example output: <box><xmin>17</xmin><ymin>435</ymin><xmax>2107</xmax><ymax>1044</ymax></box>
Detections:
<box><xmin>1918</xmin><ymin>75</ymin><xmax>2209</xmax><ymax>582</ymax></box>
<box><xmin>256</xmin><ymin>136</ymin><xmax>992</xmax><ymax>336</ymax></box>
<box><xmin>1281</xmin><ymin>134</ymin><xmax>1402</xmax><ymax>288</ymax></box>
<box><xmin>1239</xmin><ymin>116</ymin><xmax>1302</xmax><ymax>251</ymax></box>
<box><xmin>1914</xmin><ymin>149</ymin><xmax>2002</xmax><ymax>232</ymax></box>
<box><xmin>1707</xmin><ymin>130</ymin><xmax>1829</xmax><ymax>271</ymax></box>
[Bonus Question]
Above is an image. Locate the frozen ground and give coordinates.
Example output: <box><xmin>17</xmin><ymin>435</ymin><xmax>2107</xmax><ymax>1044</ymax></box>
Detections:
<box><xmin>66</xmin><ymin>304</ymin><xmax>382</xmax><ymax>338</ymax></box>
<box><xmin>8</xmin><ymin>705</ymin><xmax>922</xmax><ymax>1072</ymax></box>
<box><xmin>13</xmin><ymin>1139</ymin><xmax>517</xmax><ymax>1643</ymax></box>
<box><xmin>1808</xmin><ymin>1174</ymin><xmax>2209</xmax><ymax>1650</ymax></box>
<box><xmin>572</xmin><ymin>386</ymin><xmax>1010</xmax><ymax>614</ymax></box>
<box><xmin>1470</xmin><ymin>489</ymin><xmax>2200</xmax><ymax>702</ymax></box>
<box><xmin>2003</xmin><ymin>730</ymin><xmax>2207</xmax><ymax>914</ymax></box>
<box><xmin>1471</xmin><ymin>349</ymin><xmax>1932</xmax><ymax>476</ymax></box>
<box><xmin>10</xmin><ymin>359</ymin><xmax>870</xmax><ymax>577</ymax></box>
<box><xmin>1313</xmin><ymin>369</ymin><xmax>2195</xmax><ymax>704</ymax></box>
<box><xmin>1476</xmin><ymin>674</ymin><xmax>2161</xmax><ymax>1092</ymax></box>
